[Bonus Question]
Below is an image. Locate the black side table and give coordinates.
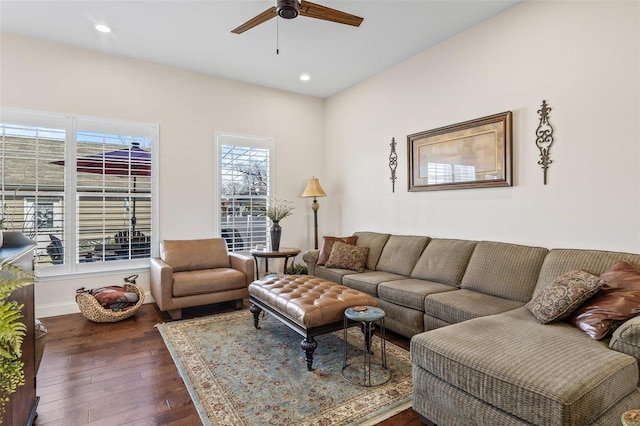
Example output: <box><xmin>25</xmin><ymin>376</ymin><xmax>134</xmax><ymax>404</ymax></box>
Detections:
<box><xmin>341</xmin><ymin>306</ymin><xmax>391</xmax><ymax>387</ymax></box>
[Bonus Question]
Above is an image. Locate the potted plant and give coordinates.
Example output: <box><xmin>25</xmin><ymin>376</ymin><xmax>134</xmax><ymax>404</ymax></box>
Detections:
<box><xmin>265</xmin><ymin>199</ymin><xmax>295</xmax><ymax>251</ymax></box>
<box><xmin>286</xmin><ymin>263</ymin><xmax>308</xmax><ymax>275</ymax></box>
<box><xmin>0</xmin><ymin>262</ymin><xmax>33</xmax><ymax>418</ymax></box>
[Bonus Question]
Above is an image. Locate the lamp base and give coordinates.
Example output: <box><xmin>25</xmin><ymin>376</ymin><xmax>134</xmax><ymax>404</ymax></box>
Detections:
<box><xmin>312</xmin><ymin>197</ymin><xmax>319</xmax><ymax>250</ymax></box>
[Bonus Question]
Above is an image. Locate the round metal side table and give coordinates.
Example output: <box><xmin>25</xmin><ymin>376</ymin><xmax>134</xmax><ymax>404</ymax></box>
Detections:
<box><xmin>341</xmin><ymin>306</ymin><xmax>391</xmax><ymax>387</ymax></box>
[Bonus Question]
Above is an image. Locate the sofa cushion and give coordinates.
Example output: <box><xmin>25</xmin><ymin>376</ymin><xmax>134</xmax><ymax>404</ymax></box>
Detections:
<box><xmin>378</xmin><ymin>278</ymin><xmax>457</xmax><ymax>311</ymax></box>
<box><xmin>411</xmin><ymin>238</ymin><xmax>477</xmax><ymax>286</ymax></box>
<box><xmin>571</xmin><ymin>260</ymin><xmax>640</xmax><ymax>339</ymax></box>
<box><xmin>314</xmin><ymin>265</ymin><xmax>360</xmax><ymax>285</ymax></box>
<box><xmin>526</xmin><ymin>270</ymin><xmax>603</xmax><ymax>324</ymax></box>
<box><xmin>161</xmin><ymin>238</ymin><xmax>230</xmax><ymax>272</ymax></box>
<box><xmin>460</xmin><ymin>241</ymin><xmax>548</xmax><ymax>303</ymax></box>
<box><xmin>353</xmin><ymin>231</ymin><xmax>391</xmax><ymax>271</ymax></box>
<box><xmin>533</xmin><ymin>248</ymin><xmax>640</xmax><ymax>294</ymax></box>
<box><xmin>411</xmin><ymin>307</ymin><xmax>638</xmax><ymax>426</ymax></box>
<box><xmin>172</xmin><ymin>268</ymin><xmax>246</xmax><ymax>297</ymax></box>
<box><xmin>378</xmin><ymin>299</ymin><xmax>425</xmax><ymax>338</ymax></box>
<box><xmin>412</xmin><ymin>356</ymin><xmax>640</xmax><ymax>426</ymax></box>
<box><xmin>317</xmin><ymin>235</ymin><xmax>357</xmax><ymax>265</ymax></box>
<box><xmin>424</xmin><ymin>288</ymin><xmax>523</xmax><ymax>324</ymax></box>
<box><xmin>342</xmin><ymin>271</ymin><xmax>406</xmax><ymax>297</ymax></box>
<box><xmin>610</xmin><ymin>315</ymin><xmax>640</xmax><ymax>363</ymax></box>
<box><xmin>375</xmin><ymin>235</ymin><xmax>430</xmax><ymax>276</ymax></box>
<box><xmin>324</xmin><ymin>241</ymin><xmax>369</xmax><ymax>272</ymax></box>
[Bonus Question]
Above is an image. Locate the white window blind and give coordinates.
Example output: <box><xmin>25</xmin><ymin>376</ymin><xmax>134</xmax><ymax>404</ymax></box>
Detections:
<box><xmin>0</xmin><ymin>109</ymin><xmax>157</xmax><ymax>271</ymax></box>
<box><xmin>75</xmin><ymin>125</ymin><xmax>152</xmax><ymax>262</ymax></box>
<box><xmin>1</xmin><ymin>122</ymin><xmax>66</xmax><ymax>266</ymax></box>
<box><xmin>218</xmin><ymin>134</ymin><xmax>273</xmax><ymax>252</ymax></box>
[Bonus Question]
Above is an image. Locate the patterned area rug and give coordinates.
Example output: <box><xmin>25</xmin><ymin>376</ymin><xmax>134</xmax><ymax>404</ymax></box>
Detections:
<box><xmin>156</xmin><ymin>310</ymin><xmax>413</xmax><ymax>426</ymax></box>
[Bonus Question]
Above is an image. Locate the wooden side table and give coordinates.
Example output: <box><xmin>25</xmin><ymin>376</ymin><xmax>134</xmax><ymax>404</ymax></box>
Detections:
<box><xmin>250</xmin><ymin>247</ymin><xmax>301</xmax><ymax>280</ymax></box>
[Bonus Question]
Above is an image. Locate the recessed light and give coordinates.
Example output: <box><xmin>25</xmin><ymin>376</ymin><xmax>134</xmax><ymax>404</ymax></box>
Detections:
<box><xmin>300</xmin><ymin>73</ymin><xmax>311</xmax><ymax>82</ymax></box>
<box><xmin>95</xmin><ymin>24</ymin><xmax>112</xmax><ymax>33</ymax></box>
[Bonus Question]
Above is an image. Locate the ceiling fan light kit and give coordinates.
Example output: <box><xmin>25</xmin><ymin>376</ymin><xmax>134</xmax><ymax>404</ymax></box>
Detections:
<box><xmin>231</xmin><ymin>0</ymin><xmax>363</xmax><ymax>34</ymax></box>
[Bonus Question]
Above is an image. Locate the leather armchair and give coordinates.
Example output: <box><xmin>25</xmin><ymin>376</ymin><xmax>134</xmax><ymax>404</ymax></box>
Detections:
<box><xmin>150</xmin><ymin>238</ymin><xmax>254</xmax><ymax>320</ymax></box>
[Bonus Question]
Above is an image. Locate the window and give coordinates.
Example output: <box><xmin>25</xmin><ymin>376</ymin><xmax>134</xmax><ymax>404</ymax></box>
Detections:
<box><xmin>0</xmin><ymin>109</ymin><xmax>157</xmax><ymax>271</ymax></box>
<box><xmin>216</xmin><ymin>133</ymin><xmax>273</xmax><ymax>252</ymax></box>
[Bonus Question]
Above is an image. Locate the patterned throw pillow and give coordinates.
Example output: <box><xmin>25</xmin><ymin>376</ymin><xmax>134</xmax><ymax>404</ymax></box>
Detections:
<box><xmin>570</xmin><ymin>261</ymin><xmax>640</xmax><ymax>339</ymax></box>
<box><xmin>317</xmin><ymin>236</ymin><xmax>358</xmax><ymax>266</ymax></box>
<box><xmin>526</xmin><ymin>270</ymin><xmax>603</xmax><ymax>324</ymax></box>
<box><xmin>324</xmin><ymin>241</ymin><xmax>369</xmax><ymax>272</ymax></box>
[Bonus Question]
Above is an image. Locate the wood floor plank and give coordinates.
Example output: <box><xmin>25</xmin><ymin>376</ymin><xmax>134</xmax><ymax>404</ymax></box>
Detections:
<box><xmin>34</xmin><ymin>301</ymin><xmax>422</xmax><ymax>425</ymax></box>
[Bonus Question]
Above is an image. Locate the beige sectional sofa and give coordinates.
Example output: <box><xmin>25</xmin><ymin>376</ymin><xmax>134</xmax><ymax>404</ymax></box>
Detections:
<box><xmin>302</xmin><ymin>231</ymin><xmax>640</xmax><ymax>425</ymax></box>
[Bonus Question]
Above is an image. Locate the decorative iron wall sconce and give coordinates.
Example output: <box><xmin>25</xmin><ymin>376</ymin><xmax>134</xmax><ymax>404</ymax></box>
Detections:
<box><xmin>389</xmin><ymin>137</ymin><xmax>398</xmax><ymax>192</ymax></box>
<box><xmin>536</xmin><ymin>100</ymin><xmax>554</xmax><ymax>185</ymax></box>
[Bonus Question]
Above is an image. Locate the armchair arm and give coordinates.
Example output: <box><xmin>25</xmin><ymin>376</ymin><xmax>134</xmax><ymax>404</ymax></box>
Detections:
<box><xmin>149</xmin><ymin>257</ymin><xmax>174</xmax><ymax>310</ymax></box>
<box><xmin>302</xmin><ymin>249</ymin><xmax>320</xmax><ymax>276</ymax></box>
<box><xmin>230</xmin><ymin>252</ymin><xmax>255</xmax><ymax>286</ymax></box>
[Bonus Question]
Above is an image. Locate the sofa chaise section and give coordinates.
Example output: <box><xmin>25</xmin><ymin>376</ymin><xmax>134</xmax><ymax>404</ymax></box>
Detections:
<box><xmin>412</xmin><ymin>307</ymin><xmax>640</xmax><ymax>425</ymax></box>
<box><xmin>412</xmin><ymin>247</ymin><xmax>640</xmax><ymax>425</ymax></box>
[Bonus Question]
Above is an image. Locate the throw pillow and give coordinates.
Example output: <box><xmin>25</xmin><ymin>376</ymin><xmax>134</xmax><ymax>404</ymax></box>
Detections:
<box><xmin>570</xmin><ymin>261</ymin><xmax>640</xmax><ymax>340</ymax></box>
<box><xmin>324</xmin><ymin>241</ymin><xmax>369</xmax><ymax>272</ymax></box>
<box><xmin>317</xmin><ymin>235</ymin><xmax>358</xmax><ymax>266</ymax></box>
<box><xmin>526</xmin><ymin>270</ymin><xmax>603</xmax><ymax>324</ymax></box>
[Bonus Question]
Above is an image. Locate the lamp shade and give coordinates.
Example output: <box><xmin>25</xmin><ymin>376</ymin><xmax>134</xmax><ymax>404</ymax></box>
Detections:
<box><xmin>301</xmin><ymin>177</ymin><xmax>327</xmax><ymax>198</ymax></box>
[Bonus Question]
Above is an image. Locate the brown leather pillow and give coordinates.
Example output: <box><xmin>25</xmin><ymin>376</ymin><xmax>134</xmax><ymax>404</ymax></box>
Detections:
<box><xmin>570</xmin><ymin>261</ymin><xmax>640</xmax><ymax>340</ymax></box>
<box><xmin>317</xmin><ymin>236</ymin><xmax>357</xmax><ymax>265</ymax></box>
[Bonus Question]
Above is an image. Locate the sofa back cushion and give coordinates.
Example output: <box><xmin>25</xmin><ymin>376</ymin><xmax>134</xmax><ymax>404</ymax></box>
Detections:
<box><xmin>376</xmin><ymin>235</ymin><xmax>430</xmax><ymax>276</ymax></box>
<box><xmin>534</xmin><ymin>248</ymin><xmax>640</xmax><ymax>294</ymax></box>
<box><xmin>161</xmin><ymin>238</ymin><xmax>230</xmax><ymax>272</ymax></box>
<box><xmin>411</xmin><ymin>238</ymin><xmax>478</xmax><ymax>286</ymax></box>
<box><xmin>354</xmin><ymin>231</ymin><xmax>391</xmax><ymax>271</ymax></box>
<box><xmin>461</xmin><ymin>241</ymin><xmax>548</xmax><ymax>303</ymax></box>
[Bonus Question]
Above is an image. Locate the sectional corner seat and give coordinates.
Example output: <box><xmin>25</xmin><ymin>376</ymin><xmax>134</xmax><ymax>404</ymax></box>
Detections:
<box><xmin>302</xmin><ymin>231</ymin><xmax>640</xmax><ymax>425</ymax></box>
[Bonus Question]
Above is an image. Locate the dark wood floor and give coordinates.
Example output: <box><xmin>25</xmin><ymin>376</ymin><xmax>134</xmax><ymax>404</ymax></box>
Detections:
<box><xmin>34</xmin><ymin>301</ymin><xmax>423</xmax><ymax>425</ymax></box>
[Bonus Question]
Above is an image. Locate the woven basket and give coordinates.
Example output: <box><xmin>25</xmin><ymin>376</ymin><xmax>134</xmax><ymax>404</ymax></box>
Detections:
<box><xmin>76</xmin><ymin>283</ymin><xmax>145</xmax><ymax>323</ymax></box>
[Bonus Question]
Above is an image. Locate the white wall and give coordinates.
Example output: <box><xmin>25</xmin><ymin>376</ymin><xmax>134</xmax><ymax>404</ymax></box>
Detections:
<box><xmin>323</xmin><ymin>1</ymin><xmax>640</xmax><ymax>253</ymax></box>
<box><xmin>3</xmin><ymin>0</ymin><xmax>639</xmax><ymax>317</ymax></box>
<box><xmin>0</xmin><ymin>34</ymin><xmax>325</xmax><ymax>317</ymax></box>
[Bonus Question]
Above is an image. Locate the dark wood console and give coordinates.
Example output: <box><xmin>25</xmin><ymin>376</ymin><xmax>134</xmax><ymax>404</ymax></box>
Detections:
<box><xmin>1</xmin><ymin>232</ymin><xmax>37</xmax><ymax>426</ymax></box>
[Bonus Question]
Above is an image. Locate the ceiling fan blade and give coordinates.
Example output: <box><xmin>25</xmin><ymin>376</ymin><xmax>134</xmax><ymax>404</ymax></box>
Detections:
<box><xmin>299</xmin><ymin>1</ymin><xmax>363</xmax><ymax>27</ymax></box>
<box><xmin>231</xmin><ymin>7</ymin><xmax>277</xmax><ymax>34</ymax></box>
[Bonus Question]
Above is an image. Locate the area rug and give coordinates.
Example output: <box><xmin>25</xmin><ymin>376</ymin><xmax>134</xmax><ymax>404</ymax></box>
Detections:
<box><xmin>156</xmin><ymin>310</ymin><xmax>413</xmax><ymax>426</ymax></box>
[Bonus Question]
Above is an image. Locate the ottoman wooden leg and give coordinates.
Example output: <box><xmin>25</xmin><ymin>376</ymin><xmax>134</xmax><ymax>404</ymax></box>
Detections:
<box><xmin>301</xmin><ymin>337</ymin><xmax>318</xmax><ymax>371</ymax></box>
<box><xmin>250</xmin><ymin>304</ymin><xmax>262</xmax><ymax>329</ymax></box>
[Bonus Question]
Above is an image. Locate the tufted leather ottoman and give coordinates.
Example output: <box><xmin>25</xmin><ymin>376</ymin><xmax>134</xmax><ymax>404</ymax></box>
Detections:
<box><xmin>248</xmin><ymin>274</ymin><xmax>377</xmax><ymax>370</ymax></box>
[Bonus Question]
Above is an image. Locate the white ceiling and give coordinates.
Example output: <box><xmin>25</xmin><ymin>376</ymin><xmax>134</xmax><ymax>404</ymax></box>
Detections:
<box><xmin>0</xmin><ymin>1</ymin><xmax>520</xmax><ymax>98</ymax></box>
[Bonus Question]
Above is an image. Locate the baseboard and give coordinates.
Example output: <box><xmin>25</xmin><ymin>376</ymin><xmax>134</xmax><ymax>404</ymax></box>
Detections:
<box><xmin>35</xmin><ymin>291</ymin><xmax>155</xmax><ymax>318</ymax></box>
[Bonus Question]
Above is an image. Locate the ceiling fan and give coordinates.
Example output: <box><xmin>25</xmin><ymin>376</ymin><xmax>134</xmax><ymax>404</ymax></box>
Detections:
<box><xmin>231</xmin><ymin>0</ymin><xmax>364</xmax><ymax>34</ymax></box>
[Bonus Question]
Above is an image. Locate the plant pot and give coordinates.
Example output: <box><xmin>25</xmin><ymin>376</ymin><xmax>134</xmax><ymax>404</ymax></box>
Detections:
<box><xmin>270</xmin><ymin>221</ymin><xmax>281</xmax><ymax>252</ymax></box>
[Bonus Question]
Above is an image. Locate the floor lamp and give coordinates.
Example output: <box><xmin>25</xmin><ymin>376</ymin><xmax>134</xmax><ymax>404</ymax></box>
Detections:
<box><xmin>301</xmin><ymin>177</ymin><xmax>327</xmax><ymax>250</ymax></box>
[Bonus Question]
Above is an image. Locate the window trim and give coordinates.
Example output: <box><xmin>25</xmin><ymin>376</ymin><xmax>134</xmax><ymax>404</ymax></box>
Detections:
<box><xmin>1</xmin><ymin>107</ymin><xmax>160</xmax><ymax>277</ymax></box>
